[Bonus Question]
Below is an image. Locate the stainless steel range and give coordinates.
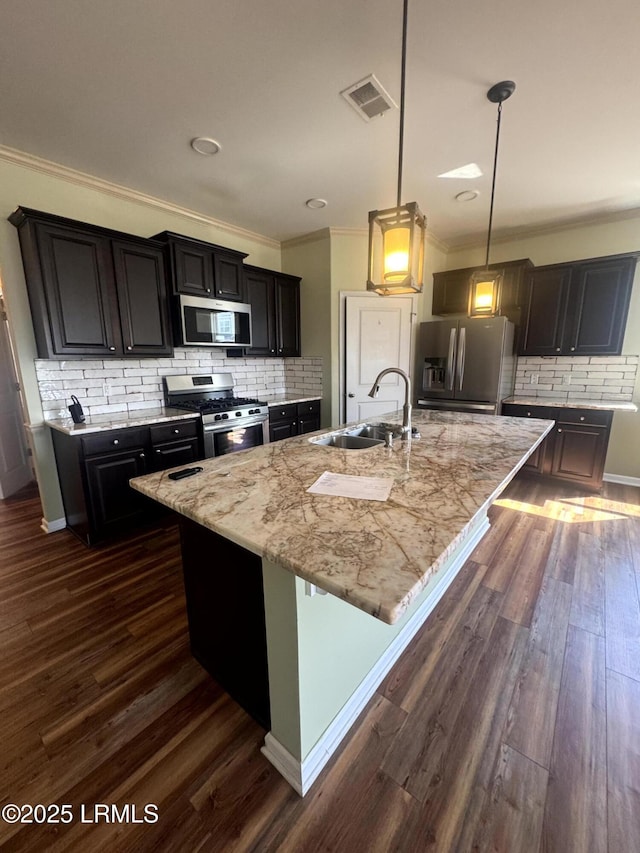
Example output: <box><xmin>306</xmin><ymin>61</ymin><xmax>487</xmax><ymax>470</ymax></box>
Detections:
<box><xmin>164</xmin><ymin>373</ymin><xmax>269</xmax><ymax>458</ymax></box>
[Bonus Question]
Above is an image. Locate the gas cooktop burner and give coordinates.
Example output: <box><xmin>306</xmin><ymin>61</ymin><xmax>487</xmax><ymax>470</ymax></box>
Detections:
<box><xmin>176</xmin><ymin>396</ymin><xmax>266</xmax><ymax>414</ymax></box>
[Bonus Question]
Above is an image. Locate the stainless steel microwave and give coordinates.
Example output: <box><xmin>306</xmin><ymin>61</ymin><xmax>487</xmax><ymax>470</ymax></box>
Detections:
<box><xmin>177</xmin><ymin>294</ymin><xmax>252</xmax><ymax>347</ymax></box>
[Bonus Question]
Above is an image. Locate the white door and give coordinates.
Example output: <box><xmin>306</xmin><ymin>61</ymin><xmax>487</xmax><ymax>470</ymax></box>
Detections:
<box><xmin>345</xmin><ymin>295</ymin><xmax>413</xmax><ymax>423</ymax></box>
<box><xmin>0</xmin><ymin>297</ymin><xmax>33</xmax><ymax>498</ymax></box>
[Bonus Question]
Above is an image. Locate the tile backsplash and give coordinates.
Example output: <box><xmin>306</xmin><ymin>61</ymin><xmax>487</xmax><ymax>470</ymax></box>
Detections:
<box><xmin>36</xmin><ymin>350</ymin><xmax>323</xmax><ymax>420</ymax></box>
<box><xmin>515</xmin><ymin>355</ymin><xmax>638</xmax><ymax>401</ymax></box>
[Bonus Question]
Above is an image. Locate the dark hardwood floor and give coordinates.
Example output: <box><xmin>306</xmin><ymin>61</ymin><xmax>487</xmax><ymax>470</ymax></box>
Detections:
<box><xmin>1</xmin><ymin>476</ymin><xmax>639</xmax><ymax>852</ymax></box>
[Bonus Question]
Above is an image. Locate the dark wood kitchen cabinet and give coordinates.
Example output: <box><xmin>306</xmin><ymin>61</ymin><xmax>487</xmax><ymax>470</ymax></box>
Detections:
<box><xmin>519</xmin><ymin>253</ymin><xmax>638</xmax><ymax>356</ymax></box>
<box><xmin>243</xmin><ymin>265</ymin><xmax>301</xmax><ymax>357</ymax></box>
<box><xmin>153</xmin><ymin>231</ymin><xmax>248</xmax><ymax>302</ymax></box>
<box><xmin>9</xmin><ymin>207</ymin><xmax>173</xmax><ymax>358</ymax></box>
<box><xmin>432</xmin><ymin>259</ymin><xmax>533</xmax><ymax>323</ymax></box>
<box><xmin>269</xmin><ymin>400</ymin><xmax>321</xmax><ymax>442</ymax></box>
<box><xmin>502</xmin><ymin>403</ymin><xmax>613</xmax><ymax>490</ymax></box>
<box><xmin>51</xmin><ymin>418</ymin><xmax>201</xmax><ymax>545</ymax></box>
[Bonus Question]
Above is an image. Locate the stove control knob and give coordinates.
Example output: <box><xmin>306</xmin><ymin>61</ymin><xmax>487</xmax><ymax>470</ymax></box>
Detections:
<box><xmin>235</xmin><ymin>411</ymin><xmax>242</xmax><ymax>417</ymax></box>
<box><xmin>214</xmin><ymin>414</ymin><xmax>222</xmax><ymax>421</ymax></box>
<box><xmin>222</xmin><ymin>413</ymin><xmax>229</xmax><ymax>420</ymax></box>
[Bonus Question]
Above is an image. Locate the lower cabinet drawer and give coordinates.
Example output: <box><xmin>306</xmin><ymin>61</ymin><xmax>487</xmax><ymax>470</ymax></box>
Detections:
<box><xmin>81</xmin><ymin>427</ymin><xmax>148</xmax><ymax>456</ymax></box>
<box><xmin>269</xmin><ymin>403</ymin><xmax>298</xmax><ymax>423</ymax></box>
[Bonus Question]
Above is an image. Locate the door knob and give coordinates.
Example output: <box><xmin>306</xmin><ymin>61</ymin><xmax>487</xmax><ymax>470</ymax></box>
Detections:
<box><xmin>348</xmin><ymin>393</ymin><xmax>355</xmax><ymax>398</ymax></box>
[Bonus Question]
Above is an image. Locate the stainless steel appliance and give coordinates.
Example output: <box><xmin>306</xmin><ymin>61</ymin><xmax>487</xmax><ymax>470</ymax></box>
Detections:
<box><xmin>415</xmin><ymin>316</ymin><xmax>515</xmax><ymax>414</ymax></box>
<box><xmin>164</xmin><ymin>373</ymin><xmax>269</xmax><ymax>458</ymax></box>
<box><xmin>177</xmin><ymin>295</ymin><xmax>252</xmax><ymax>347</ymax></box>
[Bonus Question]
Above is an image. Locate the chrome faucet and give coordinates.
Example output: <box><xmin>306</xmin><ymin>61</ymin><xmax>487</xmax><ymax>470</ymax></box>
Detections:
<box><xmin>367</xmin><ymin>367</ymin><xmax>412</xmax><ymax>439</ymax></box>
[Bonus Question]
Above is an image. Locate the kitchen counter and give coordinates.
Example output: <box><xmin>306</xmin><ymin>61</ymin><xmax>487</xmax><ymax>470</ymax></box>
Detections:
<box><xmin>45</xmin><ymin>406</ymin><xmax>198</xmax><ymax>436</ymax></box>
<box><xmin>130</xmin><ymin>407</ymin><xmax>553</xmax><ymax>795</ymax></box>
<box><xmin>131</xmin><ymin>409</ymin><xmax>552</xmax><ymax>625</ymax></box>
<box><xmin>262</xmin><ymin>392</ymin><xmax>322</xmax><ymax>406</ymax></box>
<box><xmin>503</xmin><ymin>395</ymin><xmax>637</xmax><ymax>412</ymax></box>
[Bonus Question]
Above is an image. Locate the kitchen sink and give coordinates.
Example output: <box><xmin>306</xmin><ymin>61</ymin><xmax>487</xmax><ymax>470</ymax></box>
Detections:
<box><xmin>309</xmin><ymin>422</ymin><xmax>403</xmax><ymax>449</ymax></box>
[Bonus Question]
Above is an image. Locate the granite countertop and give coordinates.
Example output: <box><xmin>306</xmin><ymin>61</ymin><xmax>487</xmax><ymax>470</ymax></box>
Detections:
<box><xmin>262</xmin><ymin>393</ymin><xmax>322</xmax><ymax>407</ymax></box>
<box><xmin>130</xmin><ymin>409</ymin><xmax>553</xmax><ymax>625</ymax></box>
<box><xmin>45</xmin><ymin>407</ymin><xmax>199</xmax><ymax>436</ymax></box>
<box><xmin>503</xmin><ymin>396</ymin><xmax>637</xmax><ymax>412</ymax></box>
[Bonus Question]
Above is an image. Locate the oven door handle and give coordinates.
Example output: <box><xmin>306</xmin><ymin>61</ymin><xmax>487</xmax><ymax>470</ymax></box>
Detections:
<box><xmin>203</xmin><ymin>416</ymin><xmax>269</xmax><ymax>433</ymax></box>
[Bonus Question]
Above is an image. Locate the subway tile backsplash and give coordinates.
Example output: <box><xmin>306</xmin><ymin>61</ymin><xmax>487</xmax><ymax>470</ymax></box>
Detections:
<box><xmin>515</xmin><ymin>355</ymin><xmax>638</xmax><ymax>401</ymax></box>
<box><xmin>36</xmin><ymin>350</ymin><xmax>323</xmax><ymax>420</ymax></box>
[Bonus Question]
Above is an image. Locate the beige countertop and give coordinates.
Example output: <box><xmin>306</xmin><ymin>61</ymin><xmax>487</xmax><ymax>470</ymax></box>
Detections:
<box><xmin>130</xmin><ymin>409</ymin><xmax>553</xmax><ymax>625</ymax></box>
<box><xmin>263</xmin><ymin>393</ymin><xmax>322</xmax><ymax>407</ymax></box>
<box><xmin>504</xmin><ymin>396</ymin><xmax>637</xmax><ymax>412</ymax></box>
<box><xmin>45</xmin><ymin>407</ymin><xmax>199</xmax><ymax>436</ymax></box>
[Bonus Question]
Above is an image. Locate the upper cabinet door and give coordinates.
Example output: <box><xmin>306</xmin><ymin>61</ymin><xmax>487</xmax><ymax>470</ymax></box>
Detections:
<box><xmin>213</xmin><ymin>251</ymin><xmax>246</xmax><ymax>302</ymax></box>
<box><xmin>432</xmin><ymin>268</ymin><xmax>471</xmax><ymax>315</ymax></box>
<box><xmin>563</xmin><ymin>256</ymin><xmax>636</xmax><ymax>355</ymax></box>
<box><xmin>244</xmin><ymin>268</ymin><xmax>276</xmax><ymax>356</ymax></box>
<box><xmin>111</xmin><ymin>240</ymin><xmax>173</xmax><ymax>356</ymax></box>
<box><xmin>519</xmin><ymin>266</ymin><xmax>571</xmax><ymax>355</ymax></box>
<box><xmin>275</xmin><ymin>276</ymin><xmax>301</xmax><ymax>357</ymax></box>
<box><xmin>172</xmin><ymin>242</ymin><xmax>214</xmax><ymax>297</ymax></box>
<box><xmin>34</xmin><ymin>222</ymin><xmax>122</xmax><ymax>356</ymax></box>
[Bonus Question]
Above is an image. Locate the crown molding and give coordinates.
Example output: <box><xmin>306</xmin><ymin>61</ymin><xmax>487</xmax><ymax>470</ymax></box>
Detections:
<box><xmin>0</xmin><ymin>144</ymin><xmax>280</xmax><ymax>250</ymax></box>
<box><xmin>446</xmin><ymin>206</ymin><xmax>640</xmax><ymax>253</ymax></box>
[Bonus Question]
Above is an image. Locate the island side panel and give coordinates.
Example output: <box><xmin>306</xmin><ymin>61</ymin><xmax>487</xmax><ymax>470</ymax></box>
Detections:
<box><xmin>178</xmin><ymin>518</ymin><xmax>271</xmax><ymax>729</ymax></box>
<box><xmin>261</xmin><ymin>509</ymin><xmax>489</xmax><ymax>794</ymax></box>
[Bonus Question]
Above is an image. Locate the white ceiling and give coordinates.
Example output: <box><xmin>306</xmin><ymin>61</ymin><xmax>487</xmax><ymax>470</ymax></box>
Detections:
<box><xmin>1</xmin><ymin>0</ymin><xmax>639</xmax><ymax>247</ymax></box>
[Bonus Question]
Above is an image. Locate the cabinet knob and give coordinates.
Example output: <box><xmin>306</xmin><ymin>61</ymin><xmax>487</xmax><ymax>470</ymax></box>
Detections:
<box><xmin>557</xmin><ymin>429</ymin><xmax>562</xmax><ymax>433</ymax></box>
<box><xmin>127</xmin><ymin>346</ymin><xmax>133</xmax><ymax>351</ymax></box>
<box><xmin>139</xmin><ymin>452</ymin><xmax>146</xmax><ymax>458</ymax></box>
<box><xmin>156</xmin><ymin>449</ymin><xmax>162</xmax><ymax>454</ymax></box>
<box><xmin>580</xmin><ymin>416</ymin><xmax>585</xmax><ymax>421</ymax></box>
<box><xmin>555</xmin><ymin>348</ymin><xmax>561</xmax><ymax>352</ymax></box>
<box><xmin>527</xmin><ymin>411</ymin><xmax>531</xmax><ymax>416</ymax></box>
<box><xmin>174</xmin><ymin>428</ymin><xmax>180</xmax><ymax>434</ymax></box>
<box><xmin>206</xmin><ymin>288</ymin><xmax>211</xmax><ymax>293</ymax></box>
<box><xmin>112</xmin><ymin>439</ymin><xmax>119</xmax><ymax>445</ymax></box>
<box><xmin>570</xmin><ymin>347</ymin><xmax>575</xmax><ymax>352</ymax></box>
<box><xmin>109</xmin><ymin>346</ymin><xmax>116</xmax><ymax>351</ymax></box>
<box><xmin>271</xmin><ymin>350</ymin><xmax>275</xmax><ymax>354</ymax></box>
<box><xmin>278</xmin><ymin>348</ymin><xmax>283</xmax><ymax>353</ymax></box>
<box><xmin>348</xmin><ymin>393</ymin><xmax>355</xmax><ymax>398</ymax></box>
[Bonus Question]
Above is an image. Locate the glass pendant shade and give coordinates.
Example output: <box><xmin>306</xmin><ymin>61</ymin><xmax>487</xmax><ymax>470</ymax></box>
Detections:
<box><xmin>469</xmin><ymin>269</ymin><xmax>502</xmax><ymax>316</ymax></box>
<box><xmin>367</xmin><ymin>202</ymin><xmax>426</xmax><ymax>296</ymax></box>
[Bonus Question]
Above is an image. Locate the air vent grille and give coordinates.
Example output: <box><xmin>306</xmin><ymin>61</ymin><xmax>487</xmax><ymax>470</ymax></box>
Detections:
<box><xmin>340</xmin><ymin>74</ymin><xmax>397</xmax><ymax>122</ymax></box>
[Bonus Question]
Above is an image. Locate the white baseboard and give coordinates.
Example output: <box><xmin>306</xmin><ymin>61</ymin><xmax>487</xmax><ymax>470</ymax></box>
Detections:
<box><xmin>261</xmin><ymin>514</ymin><xmax>490</xmax><ymax>796</ymax></box>
<box><xmin>603</xmin><ymin>473</ymin><xmax>640</xmax><ymax>488</ymax></box>
<box><xmin>41</xmin><ymin>516</ymin><xmax>66</xmax><ymax>534</ymax></box>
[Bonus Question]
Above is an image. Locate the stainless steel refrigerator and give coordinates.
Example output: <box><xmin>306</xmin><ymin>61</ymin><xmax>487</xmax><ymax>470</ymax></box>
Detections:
<box><xmin>415</xmin><ymin>316</ymin><xmax>515</xmax><ymax>414</ymax></box>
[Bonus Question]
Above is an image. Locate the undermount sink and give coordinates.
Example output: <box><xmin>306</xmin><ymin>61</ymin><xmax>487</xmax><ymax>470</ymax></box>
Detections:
<box><xmin>309</xmin><ymin>422</ymin><xmax>403</xmax><ymax>449</ymax></box>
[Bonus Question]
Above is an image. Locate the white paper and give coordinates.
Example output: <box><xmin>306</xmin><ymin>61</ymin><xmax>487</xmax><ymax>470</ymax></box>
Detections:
<box><xmin>306</xmin><ymin>470</ymin><xmax>393</xmax><ymax>502</ymax></box>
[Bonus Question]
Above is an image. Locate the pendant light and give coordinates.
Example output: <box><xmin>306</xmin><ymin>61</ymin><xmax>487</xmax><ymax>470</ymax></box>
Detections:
<box><xmin>367</xmin><ymin>0</ymin><xmax>426</xmax><ymax>296</ymax></box>
<box><xmin>469</xmin><ymin>80</ymin><xmax>516</xmax><ymax>317</ymax></box>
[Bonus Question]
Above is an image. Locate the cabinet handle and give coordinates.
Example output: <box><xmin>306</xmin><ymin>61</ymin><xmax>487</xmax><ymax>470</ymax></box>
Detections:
<box><xmin>109</xmin><ymin>346</ymin><xmax>116</xmax><ymax>351</ymax></box>
<box><xmin>112</xmin><ymin>439</ymin><xmax>119</xmax><ymax>445</ymax></box>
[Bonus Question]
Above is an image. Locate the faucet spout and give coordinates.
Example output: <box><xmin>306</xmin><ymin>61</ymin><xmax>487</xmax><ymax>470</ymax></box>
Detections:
<box><xmin>367</xmin><ymin>367</ymin><xmax>412</xmax><ymax>439</ymax></box>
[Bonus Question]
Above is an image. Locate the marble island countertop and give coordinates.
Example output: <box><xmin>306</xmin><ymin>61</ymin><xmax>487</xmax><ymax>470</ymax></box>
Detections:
<box><xmin>130</xmin><ymin>409</ymin><xmax>553</xmax><ymax>625</ymax></box>
<box><xmin>504</xmin><ymin>396</ymin><xmax>637</xmax><ymax>412</ymax></box>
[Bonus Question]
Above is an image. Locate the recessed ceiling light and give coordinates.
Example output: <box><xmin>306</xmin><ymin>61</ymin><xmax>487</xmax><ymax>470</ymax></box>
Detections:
<box><xmin>191</xmin><ymin>137</ymin><xmax>221</xmax><ymax>156</ymax></box>
<box><xmin>455</xmin><ymin>190</ymin><xmax>480</xmax><ymax>202</ymax></box>
<box><xmin>439</xmin><ymin>163</ymin><xmax>483</xmax><ymax>179</ymax></box>
<box><xmin>305</xmin><ymin>198</ymin><xmax>328</xmax><ymax>209</ymax></box>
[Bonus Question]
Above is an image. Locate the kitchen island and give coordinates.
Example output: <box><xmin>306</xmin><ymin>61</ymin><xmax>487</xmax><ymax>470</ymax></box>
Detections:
<box><xmin>131</xmin><ymin>408</ymin><xmax>553</xmax><ymax>794</ymax></box>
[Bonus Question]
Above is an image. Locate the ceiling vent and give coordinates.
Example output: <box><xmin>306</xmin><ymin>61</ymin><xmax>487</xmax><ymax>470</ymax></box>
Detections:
<box><xmin>340</xmin><ymin>74</ymin><xmax>398</xmax><ymax>122</ymax></box>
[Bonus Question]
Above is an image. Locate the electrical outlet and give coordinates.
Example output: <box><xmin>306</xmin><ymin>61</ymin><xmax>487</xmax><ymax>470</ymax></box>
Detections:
<box><xmin>530</xmin><ymin>373</ymin><xmax>539</xmax><ymax>385</ymax></box>
<box><xmin>562</xmin><ymin>373</ymin><xmax>571</xmax><ymax>385</ymax></box>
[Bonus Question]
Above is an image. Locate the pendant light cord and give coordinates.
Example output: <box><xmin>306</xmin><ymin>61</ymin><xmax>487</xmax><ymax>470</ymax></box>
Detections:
<box><xmin>396</xmin><ymin>0</ymin><xmax>408</xmax><ymax>209</ymax></box>
<box><xmin>485</xmin><ymin>100</ymin><xmax>503</xmax><ymax>269</ymax></box>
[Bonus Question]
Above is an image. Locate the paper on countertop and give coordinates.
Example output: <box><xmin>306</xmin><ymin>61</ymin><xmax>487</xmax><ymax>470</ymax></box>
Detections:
<box><xmin>306</xmin><ymin>471</ymin><xmax>393</xmax><ymax>502</ymax></box>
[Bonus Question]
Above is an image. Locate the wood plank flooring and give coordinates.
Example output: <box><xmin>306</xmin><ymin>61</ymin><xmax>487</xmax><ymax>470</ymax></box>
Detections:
<box><xmin>1</xmin><ymin>475</ymin><xmax>639</xmax><ymax>852</ymax></box>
